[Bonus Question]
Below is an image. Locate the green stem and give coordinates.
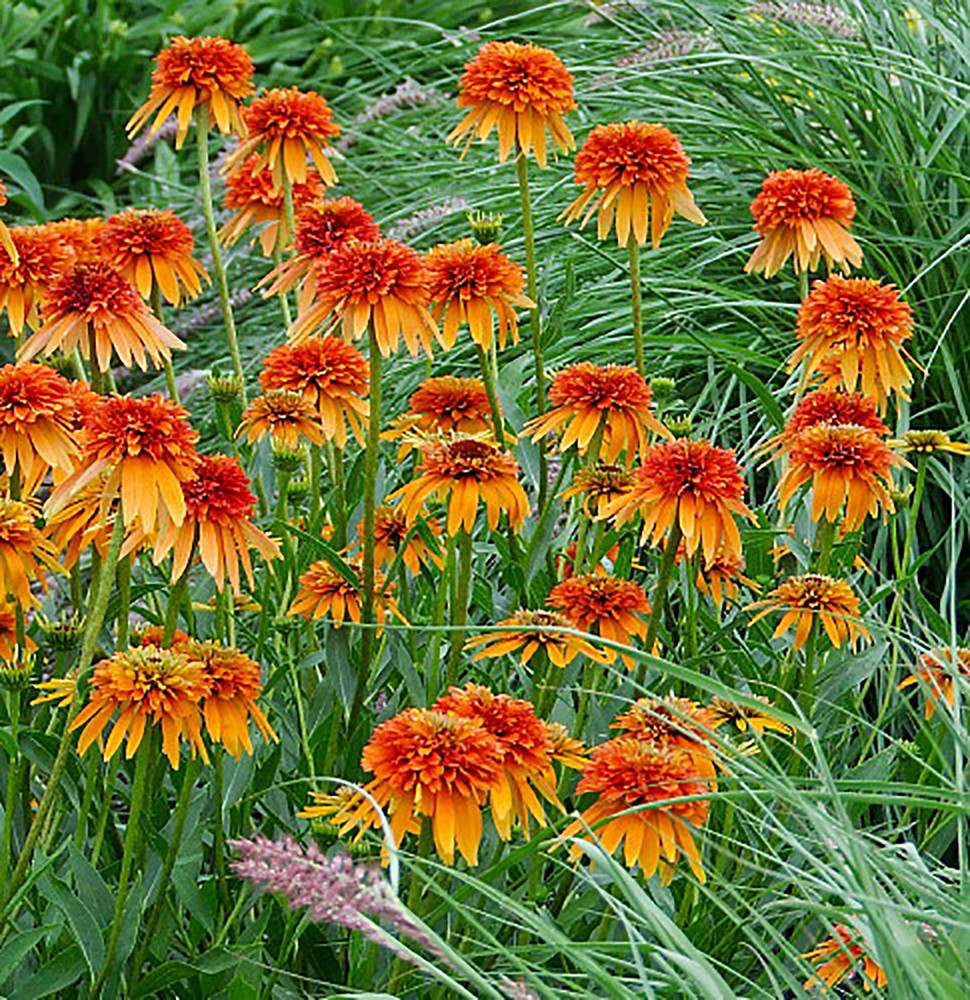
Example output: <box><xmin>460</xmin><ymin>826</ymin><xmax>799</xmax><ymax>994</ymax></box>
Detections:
<box><xmin>150</xmin><ymin>284</ymin><xmax>180</xmax><ymax>403</ymax></box>
<box><xmin>427</xmin><ymin>532</ymin><xmax>455</xmax><ymax>700</ymax></box>
<box><xmin>72</xmin><ymin>747</ymin><xmax>100</xmax><ymax>850</ymax></box>
<box><xmin>446</xmin><ymin>529</ymin><xmax>474</xmax><ymax>688</ymax></box>
<box><xmin>635</xmin><ymin>519</ymin><xmax>684</xmax><ymax>689</ymax></box>
<box><xmin>272</xmin><ymin>243</ymin><xmax>293</xmax><ymax>329</ymax></box>
<box><xmin>90</xmin><ymin>755</ymin><xmax>122</xmax><ymax>867</ymax></box>
<box><xmin>515</xmin><ymin>150</ymin><xmax>548</xmax><ymax>512</ymax></box>
<box><xmin>212</xmin><ymin>748</ymin><xmax>231</xmax><ymax>920</ymax></box>
<box><xmin>116</xmin><ymin>555</ymin><xmax>131</xmax><ymax>649</ymax></box>
<box><xmin>0</xmin><ymin>689</ymin><xmax>22</xmax><ymax>890</ymax></box>
<box><xmin>388</xmin><ymin>818</ymin><xmax>433</xmax><ymax>992</ymax></box>
<box><xmin>196</xmin><ymin>112</ymin><xmax>246</xmax><ymax>403</ymax></box>
<box><xmin>813</xmin><ymin>518</ymin><xmax>837</xmax><ymax>575</ymax></box>
<box><xmin>627</xmin><ymin>235</ymin><xmax>644</xmax><ymax>378</ymax></box>
<box><xmin>89</xmin><ymin>329</ymin><xmax>105</xmax><ymax>395</ymax></box>
<box><xmin>90</xmin><ymin>735</ymin><xmax>153</xmax><ymax>999</ymax></box>
<box><xmin>798</xmin><ymin>620</ymin><xmax>819</xmax><ymax>719</ymax></box>
<box><xmin>900</xmin><ymin>454</ymin><xmax>930</xmax><ymax>584</ymax></box>
<box><xmin>798</xmin><ymin>270</ymin><xmax>809</xmax><ymax>302</ymax></box>
<box><xmin>327</xmin><ymin>442</ymin><xmax>347</xmax><ymax>548</ymax></box>
<box><xmin>308</xmin><ymin>444</ymin><xmax>323</xmax><ymax>523</ymax></box>
<box><xmin>281</xmin><ymin>170</ymin><xmax>296</xmax><ymax>252</ymax></box>
<box><xmin>290</xmin><ymin>654</ymin><xmax>317</xmax><ymax>787</ymax></box>
<box><xmin>162</xmin><ymin>571</ymin><xmax>189</xmax><ymax>646</ymax></box>
<box><xmin>476</xmin><ymin>345</ymin><xmax>505</xmax><ymax>449</ymax></box>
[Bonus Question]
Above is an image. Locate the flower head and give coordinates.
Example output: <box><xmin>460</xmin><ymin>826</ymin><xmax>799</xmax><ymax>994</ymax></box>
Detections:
<box><xmin>889</xmin><ymin>429</ymin><xmax>970</xmax><ymax>457</ymax></box>
<box><xmin>746</xmin><ymin>573</ymin><xmax>869</xmax><ymax>650</ymax></box>
<box><xmin>802</xmin><ymin>924</ymin><xmax>887</xmax><ymax>992</ymax></box>
<box><xmin>708</xmin><ymin>695</ymin><xmax>793</xmax><ymax>737</ymax></box>
<box><xmin>225</xmin><ymin>86</ymin><xmax>340</xmax><ymax>188</ymax></box>
<box><xmin>302</xmin><ymin>707</ymin><xmax>505</xmax><ymax>865</ymax></box>
<box><xmin>127</xmin><ymin>35</ymin><xmax>255</xmax><ymax>148</ymax></box>
<box><xmin>449</xmin><ymin>40</ymin><xmax>576</xmax><ymax>167</ymax></box>
<box><xmin>288</xmin><ymin>559</ymin><xmax>402</xmax><ymax>632</ymax></box>
<box><xmin>547</xmin><ymin>573</ymin><xmax>650</xmax><ymax>666</ymax></box>
<box><xmin>289</xmin><ymin>239</ymin><xmax>440</xmax><ymax>357</ymax></box>
<box><xmin>0</xmin><ymin>180</ymin><xmax>15</xmax><ymax>265</ymax></box>
<box><xmin>259</xmin><ymin>337</ymin><xmax>369</xmax><ymax>448</ymax></box>
<box><xmin>560</xmin><ymin>122</ymin><xmax>706</xmax><ymax>247</ymax></box>
<box><xmin>99</xmin><ymin>208</ymin><xmax>209</xmax><ymax>306</ymax></box>
<box><xmin>693</xmin><ymin>549</ymin><xmax>760</xmax><ymax>607</ymax></box>
<box><xmin>352</xmin><ymin>504</ymin><xmax>443</xmax><ymax>574</ymax></box>
<box><xmin>69</xmin><ymin>645</ymin><xmax>210</xmax><ymax>768</ymax></box>
<box><xmin>44</xmin><ymin>217</ymin><xmax>105</xmax><ymax>266</ymax></box>
<box><xmin>0</xmin><ymin>225</ymin><xmax>73</xmax><ymax>334</ymax></box>
<box><xmin>898</xmin><ymin>647</ymin><xmax>970</xmax><ymax>720</ymax></box>
<box><xmin>790</xmin><ymin>275</ymin><xmax>914</xmax><ymax>410</ymax></box>
<box><xmin>561</xmin><ymin>462</ymin><xmax>635</xmax><ymax>517</ymax></box>
<box><xmin>424</xmin><ymin>240</ymin><xmax>534</xmax><ymax>350</ymax></box>
<box><xmin>0</xmin><ymin>499</ymin><xmax>61</xmax><ymax>606</ymax></box>
<box><xmin>744</xmin><ymin>168</ymin><xmax>862</xmax><ymax>277</ymax></box>
<box><xmin>464</xmin><ymin>609</ymin><xmax>609</xmax><ymax>668</ymax></box>
<box><xmin>385</xmin><ymin>376</ymin><xmax>496</xmax><ymax>454</ymax></box>
<box><xmin>388</xmin><ymin>435</ymin><xmax>529</xmax><ymax>535</ymax></box>
<box><xmin>526</xmin><ymin>363</ymin><xmax>668</xmax><ymax>461</ymax></box>
<box><xmin>0</xmin><ymin>601</ymin><xmax>36</xmax><ymax>662</ymax></box>
<box><xmin>18</xmin><ymin>262</ymin><xmax>186</xmax><ymax>372</ymax></box>
<box><xmin>601</xmin><ymin>438</ymin><xmax>755</xmax><ymax>563</ymax></box>
<box><xmin>237</xmin><ymin>390</ymin><xmax>326</xmax><ymax>449</ymax></box>
<box><xmin>611</xmin><ymin>695</ymin><xmax>719</xmax><ymax>779</ymax></box>
<box><xmin>560</xmin><ymin>737</ymin><xmax>710</xmax><ymax>883</ymax></box>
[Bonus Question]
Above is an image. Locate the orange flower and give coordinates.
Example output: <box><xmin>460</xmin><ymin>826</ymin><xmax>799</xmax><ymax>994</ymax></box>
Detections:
<box><xmin>464</xmin><ymin>609</ymin><xmax>609</xmax><ymax>668</ymax></box>
<box><xmin>424</xmin><ymin>239</ymin><xmax>534</xmax><ymax>350</ymax></box>
<box><xmin>257</xmin><ymin>197</ymin><xmax>381</xmax><ymax>312</ymax></box>
<box><xmin>384</xmin><ymin>376</ymin><xmax>497</xmax><ymax>455</ymax></box>
<box><xmin>0</xmin><ymin>363</ymin><xmax>80</xmax><ymax>488</ymax></box>
<box><xmin>350</xmin><ymin>504</ymin><xmax>443</xmax><ymax>574</ymax></box>
<box><xmin>18</xmin><ymin>262</ymin><xmax>186</xmax><ymax>372</ymax></box>
<box><xmin>99</xmin><ymin>208</ymin><xmax>209</xmax><ymax>306</ymax></box>
<box><xmin>69</xmin><ymin>645</ymin><xmax>209</xmax><ymax>768</ymax></box>
<box><xmin>432</xmin><ymin>683</ymin><xmax>580</xmax><ymax>838</ymax></box>
<box><xmin>0</xmin><ymin>225</ymin><xmax>72</xmax><ymax>335</ymax></box>
<box><xmin>560</xmin><ymin>121</ymin><xmax>706</xmax><ymax>248</ymax></box>
<box><xmin>149</xmin><ymin>453</ymin><xmax>280</xmax><ymax>592</ymax></box>
<box><xmin>693</xmin><ymin>549</ymin><xmax>760</xmax><ymax>608</ymax></box>
<box><xmin>525</xmin><ymin>363</ymin><xmax>669</xmax><ymax>461</ymax></box>
<box><xmin>561</xmin><ymin>462</ymin><xmax>634</xmax><ymax>517</ymax></box>
<box><xmin>45</xmin><ymin>476</ymin><xmax>126</xmax><ymax>570</ymax></box>
<box><xmin>0</xmin><ymin>499</ymin><xmax>60</xmax><ymax>607</ymax></box>
<box><xmin>889</xmin><ymin>429</ymin><xmax>970</xmax><ymax>457</ymax></box>
<box><xmin>388</xmin><ymin>435</ymin><xmax>529</xmax><ymax>535</ymax></box>
<box><xmin>47</xmin><ymin>393</ymin><xmax>199</xmax><ymax>533</ymax></box>
<box><xmin>746</xmin><ymin>573</ymin><xmax>869</xmax><ymax>650</ymax></box>
<box><xmin>302</xmin><ymin>707</ymin><xmax>504</xmax><ymax>865</ymax></box>
<box><xmin>224</xmin><ymin>86</ymin><xmax>340</xmax><ymax>188</ymax></box>
<box><xmin>0</xmin><ymin>180</ymin><xmax>15</xmax><ymax>264</ymax></box>
<box><xmin>790</xmin><ymin>275</ymin><xmax>914</xmax><ymax>409</ymax></box>
<box><xmin>258</xmin><ymin>337</ymin><xmax>369</xmax><ymax>448</ymax></box>
<box><xmin>802</xmin><ymin>924</ymin><xmax>887</xmax><ymax>992</ymax></box>
<box><xmin>289</xmin><ymin>239</ymin><xmax>440</xmax><ymax>357</ymax></box>
<box><xmin>44</xmin><ymin>218</ymin><xmax>105</xmax><ymax>266</ymax></box>
<box><xmin>219</xmin><ymin>154</ymin><xmax>324</xmax><ymax>256</ymax></box>
<box><xmin>178</xmin><ymin>639</ymin><xmax>278</xmax><ymax>758</ymax></box>
<box><xmin>601</xmin><ymin>439</ymin><xmax>755</xmax><ymax>562</ymax></box>
<box><xmin>127</xmin><ymin>35</ymin><xmax>255</xmax><ymax>148</ymax></box>
<box><xmin>898</xmin><ymin>647</ymin><xmax>970</xmax><ymax>720</ymax></box>
<box><xmin>236</xmin><ymin>390</ymin><xmax>325</xmax><ymax>449</ymax></box>
<box><xmin>288</xmin><ymin>559</ymin><xmax>402</xmax><ymax>631</ymax></box>
<box><xmin>448</xmin><ymin>40</ymin><xmax>576</xmax><ymax>167</ymax></box>
<box><xmin>708</xmin><ymin>695</ymin><xmax>793</xmax><ymax>737</ymax></box>
<box><xmin>132</xmin><ymin>625</ymin><xmax>190</xmax><ymax>648</ymax></box>
<box><xmin>547</xmin><ymin>573</ymin><xmax>650</xmax><ymax>667</ymax></box>
<box><xmin>744</xmin><ymin>168</ymin><xmax>862</xmax><ymax>277</ymax></box>
<box><xmin>560</xmin><ymin>737</ymin><xmax>710</xmax><ymax>883</ymax></box>
<box><xmin>0</xmin><ymin>601</ymin><xmax>35</xmax><ymax>661</ymax></box>
<box><xmin>778</xmin><ymin>424</ymin><xmax>907</xmax><ymax>530</ymax></box>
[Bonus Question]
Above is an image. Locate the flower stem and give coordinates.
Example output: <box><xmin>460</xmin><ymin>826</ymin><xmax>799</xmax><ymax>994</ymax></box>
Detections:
<box><xmin>326</xmin><ymin>442</ymin><xmax>347</xmax><ymax>548</ymax></box>
<box><xmin>635</xmin><ymin>519</ymin><xmax>684</xmax><ymax>689</ymax></box>
<box><xmin>162</xmin><ymin>570</ymin><xmax>189</xmax><ymax>647</ymax></box>
<box><xmin>308</xmin><ymin>442</ymin><xmax>323</xmax><ymax>523</ymax></box>
<box><xmin>515</xmin><ymin>150</ymin><xmax>548</xmax><ymax>512</ymax></box>
<box><xmin>72</xmin><ymin>747</ymin><xmax>100</xmax><ymax>850</ymax></box>
<box><xmin>0</xmin><ymin>689</ymin><xmax>22</xmax><ymax>891</ymax></box>
<box><xmin>627</xmin><ymin>234</ymin><xmax>645</xmax><ymax>378</ymax></box>
<box><xmin>272</xmin><ymin>244</ymin><xmax>293</xmax><ymax>329</ymax></box>
<box><xmin>446</xmin><ymin>529</ymin><xmax>474</xmax><ymax>688</ymax></box>
<box><xmin>476</xmin><ymin>345</ymin><xmax>505</xmax><ymax>449</ymax></box>
<box><xmin>90</xmin><ymin>755</ymin><xmax>122</xmax><ymax>867</ymax></box>
<box><xmin>149</xmin><ymin>284</ymin><xmax>180</xmax><ymax>403</ymax></box>
<box><xmin>798</xmin><ymin>270</ymin><xmax>809</xmax><ymax>302</ymax></box>
<box><xmin>116</xmin><ymin>554</ymin><xmax>131</xmax><ymax>649</ymax></box>
<box><xmin>813</xmin><ymin>517</ymin><xmax>837</xmax><ymax>575</ymax></box>
<box><xmin>212</xmin><ymin>747</ymin><xmax>232</xmax><ymax>920</ymax></box>
<box><xmin>427</xmin><ymin>531</ymin><xmax>455</xmax><ymax>700</ymax></box>
<box><xmin>196</xmin><ymin>112</ymin><xmax>246</xmax><ymax>403</ymax></box>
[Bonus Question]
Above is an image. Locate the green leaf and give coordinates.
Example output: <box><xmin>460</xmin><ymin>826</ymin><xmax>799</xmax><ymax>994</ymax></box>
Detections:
<box><xmin>722</xmin><ymin>360</ymin><xmax>785</xmax><ymax>430</ymax></box>
<box><xmin>68</xmin><ymin>845</ymin><xmax>114</xmax><ymax>927</ymax></box>
<box><xmin>0</xmin><ymin>152</ymin><xmax>44</xmax><ymax>213</ymax></box>
<box><xmin>41</xmin><ymin>873</ymin><xmax>104</xmax><ymax>976</ymax></box>
<box><xmin>9</xmin><ymin>944</ymin><xmax>84</xmax><ymax>1000</ymax></box>
<box><xmin>131</xmin><ymin>960</ymin><xmax>196</xmax><ymax>998</ymax></box>
<box><xmin>0</xmin><ymin>926</ymin><xmax>58</xmax><ymax>985</ymax></box>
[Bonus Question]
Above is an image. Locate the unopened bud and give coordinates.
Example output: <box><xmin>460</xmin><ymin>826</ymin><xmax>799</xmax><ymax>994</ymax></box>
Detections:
<box><xmin>467</xmin><ymin>210</ymin><xmax>504</xmax><ymax>245</ymax></box>
<box><xmin>665</xmin><ymin>415</ymin><xmax>693</xmax><ymax>438</ymax></box>
<box><xmin>207</xmin><ymin>373</ymin><xmax>244</xmax><ymax>405</ymax></box>
<box><xmin>272</xmin><ymin>443</ymin><xmax>306</xmax><ymax>475</ymax></box>
<box><xmin>36</xmin><ymin>612</ymin><xmax>86</xmax><ymax>652</ymax></box>
<box><xmin>650</xmin><ymin>376</ymin><xmax>676</xmax><ymax>402</ymax></box>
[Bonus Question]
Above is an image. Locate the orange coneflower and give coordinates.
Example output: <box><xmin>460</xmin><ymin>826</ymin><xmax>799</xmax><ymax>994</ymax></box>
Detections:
<box><xmin>302</xmin><ymin>707</ymin><xmax>504</xmax><ymax>865</ymax></box>
<box><xmin>47</xmin><ymin>393</ymin><xmax>199</xmax><ymax>533</ymax></box>
<box><xmin>177</xmin><ymin>639</ymin><xmax>278</xmax><ymax>758</ymax></box>
<box><xmin>693</xmin><ymin>549</ymin><xmax>760</xmax><ymax>608</ymax></box>
<box><xmin>0</xmin><ymin>601</ymin><xmax>35</xmax><ymax>661</ymax></box>
<box><xmin>0</xmin><ymin>499</ymin><xmax>60</xmax><ymax>607</ymax></box>
<box><xmin>525</xmin><ymin>363</ymin><xmax>669</xmax><ymax>461</ymax></box>
<box><xmin>69</xmin><ymin>645</ymin><xmax>209</xmax><ymax>768</ymax></box>
<box><xmin>257</xmin><ymin>197</ymin><xmax>381</xmax><ymax>312</ymax></box>
<box><xmin>18</xmin><ymin>262</ymin><xmax>186</xmax><ymax>372</ymax></box>
<box><xmin>547</xmin><ymin>573</ymin><xmax>650</xmax><ymax>667</ymax></box>
<box><xmin>0</xmin><ymin>180</ymin><xmax>15</xmax><ymax>263</ymax></box>
<box><xmin>288</xmin><ymin>558</ymin><xmax>403</xmax><ymax>631</ymax></box>
<box><xmin>601</xmin><ymin>438</ymin><xmax>755</xmax><ymax>563</ymax></box>
<box><xmin>802</xmin><ymin>923</ymin><xmax>887</xmax><ymax>992</ymax></box>
<box><xmin>224</xmin><ymin>86</ymin><xmax>340</xmax><ymax>189</ymax></box>
<box><xmin>0</xmin><ymin>225</ymin><xmax>72</xmax><ymax>335</ymax></box>
<box><xmin>898</xmin><ymin>647</ymin><xmax>970</xmax><ymax>720</ymax></box>
<box><xmin>424</xmin><ymin>239</ymin><xmax>534</xmax><ymax>350</ymax></box>
<box><xmin>32</xmin><ymin>668</ymin><xmax>78</xmax><ymax>709</ymax></box>
<box><xmin>790</xmin><ymin>275</ymin><xmax>914</xmax><ymax>410</ymax></box>
<box><xmin>388</xmin><ymin>435</ymin><xmax>529</xmax><ymax>535</ymax></box>
<box><xmin>258</xmin><ymin>337</ymin><xmax>369</xmax><ymax>448</ymax></box>
<box><xmin>561</xmin><ymin>462</ymin><xmax>635</xmax><ymax>518</ymax></box>
<box><xmin>560</xmin><ymin>121</ymin><xmax>706</xmax><ymax>248</ymax></box>
<box><xmin>888</xmin><ymin>429</ymin><xmax>970</xmax><ymax>457</ymax></box>
<box><xmin>708</xmin><ymin>695</ymin><xmax>793</xmax><ymax>737</ymax></box>
<box><xmin>44</xmin><ymin>217</ymin><xmax>105</xmax><ymax>266</ymax></box>
<box><xmin>448</xmin><ymin>40</ymin><xmax>576</xmax><ymax>167</ymax></box>
<box><xmin>45</xmin><ymin>476</ymin><xmax>122</xmax><ymax>570</ymax></box>
<box><xmin>236</xmin><ymin>390</ymin><xmax>326</xmax><ymax>449</ymax></box>
<box><xmin>746</xmin><ymin>573</ymin><xmax>869</xmax><ymax>650</ymax></box>
<box><xmin>611</xmin><ymin>695</ymin><xmax>719</xmax><ymax>780</ymax></box>
<box><xmin>744</xmin><ymin>168</ymin><xmax>862</xmax><ymax>278</ymax></box>
<box><xmin>464</xmin><ymin>609</ymin><xmax>609</xmax><ymax>668</ymax></box>
<box><xmin>560</xmin><ymin>737</ymin><xmax>711</xmax><ymax>883</ymax></box>
<box><xmin>132</xmin><ymin>624</ymin><xmax>190</xmax><ymax>648</ymax></box>
<box><xmin>99</xmin><ymin>208</ymin><xmax>209</xmax><ymax>306</ymax></box>
<box><xmin>384</xmin><ymin>376</ymin><xmax>497</xmax><ymax>455</ymax></box>
<box><xmin>0</xmin><ymin>363</ymin><xmax>80</xmax><ymax>488</ymax></box>
<box><xmin>778</xmin><ymin>424</ymin><xmax>907</xmax><ymax>530</ymax></box>
<box><xmin>149</xmin><ymin>453</ymin><xmax>280</xmax><ymax>592</ymax></box>
<box><xmin>349</xmin><ymin>504</ymin><xmax>443</xmax><ymax>574</ymax></box>
<box><xmin>288</xmin><ymin>239</ymin><xmax>440</xmax><ymax>357</ymax></box>
<box><xmin>219</xmin><ymin>154</ymin><xmax>324</xmax><ymax>256</ymax></box>
<box><xmin>127</xmin><ymin>35</ymin><xmax>255</xmax><ymax>148</ymax></box>
<box><xmin>432</xmin><ymin>683</ymin><xmax>582</xmax><ymax>838</ymax></box>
